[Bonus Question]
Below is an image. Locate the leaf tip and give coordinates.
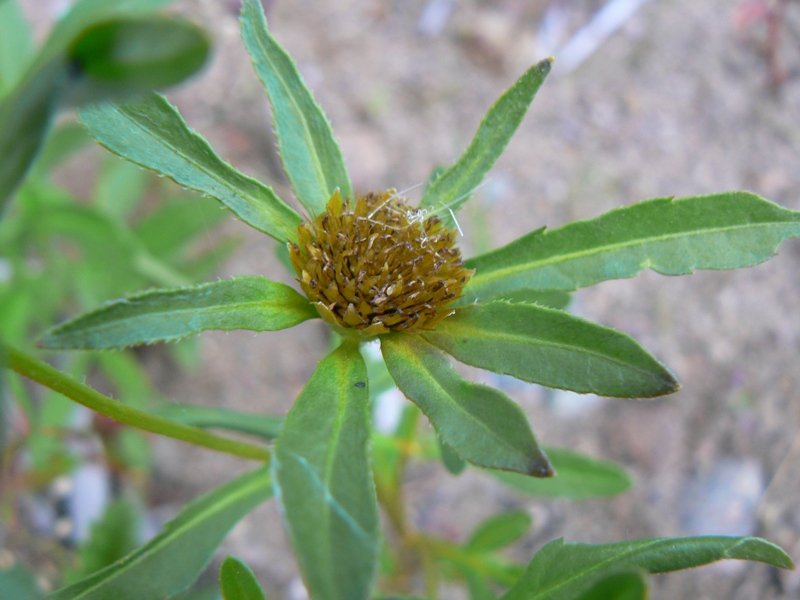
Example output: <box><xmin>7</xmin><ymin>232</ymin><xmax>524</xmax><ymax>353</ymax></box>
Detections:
<box><xmin>526</xmin><ymin>451</ymin><xmax>555</xmax><ymax>478</ymax></box>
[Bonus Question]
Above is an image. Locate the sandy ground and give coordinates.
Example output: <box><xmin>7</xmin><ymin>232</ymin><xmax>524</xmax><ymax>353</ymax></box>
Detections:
<box><xmin>11</xmin><ymin>0</ymin><xmax>800</xmax><ymax>598</ymax></box>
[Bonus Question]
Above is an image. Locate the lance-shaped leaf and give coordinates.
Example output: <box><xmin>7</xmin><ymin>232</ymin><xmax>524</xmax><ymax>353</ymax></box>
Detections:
<box><xmin>423</xmin><ymin>301</ymin><xmax>678</xmax><ymax>398</ymax></box>
<box><xmin>241</xmin><ymin>0</ymin><xmax>351</xmax><ymax>214</ymax></box>
<box><xmin>40</xmin><ymin>276</ymin><xmax>317</xmax><ymax>350</ymax></box>
<box><xmin>78</xmin><ymin>94</ymin><xmax>301</xmax><ymax>242</ymax></box>
<box><xmin>491</xmin><ymin>447</ymin><xmax>631</xmax><ymax>499</ymax></box>
<box><xmin>464</xmin><ymin>192</ymin><xmax>800</xmax><ymax>301</ymax></box>
<box><xmin>219</xmin><ymin>556</ymin><xmax>267</xmax><ymax>600</ymax></box>
<box><xmin>272</xmin><ymin>341</ymin><xmax>379</xmax><ymax>600</ymax></box>
<box><xmin>419</xmin><ymin>58</ymin><xmax>552</xmax><ymax>227</ymax></box>
<box><xmin>48</xmin><ymin>467</ymin><xmax>272</xmax><ymax>600</ymax></box>
<box><xmin>381</xmin><ymin>333</ymin><xmax>552</xmax><ymax>477</ymax></box>
<box><xmin>501</xmin><ymin>536</ymin><xmax>793</xmax><ymax>600</ymax></box>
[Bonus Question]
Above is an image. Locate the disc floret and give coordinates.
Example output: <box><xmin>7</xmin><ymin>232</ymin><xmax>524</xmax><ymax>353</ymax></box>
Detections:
<box><xmin>289</xmin><ymin>190</ymin><xmax>473</xmax><ymax>336</ymax></box>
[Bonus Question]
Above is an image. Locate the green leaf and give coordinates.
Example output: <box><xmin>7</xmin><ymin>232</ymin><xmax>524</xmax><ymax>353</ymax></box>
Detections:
<box><xmin>48</xmin><ymin>466</ymin><xmax>272</xmax><ymax>600</ymax></box>
<box><xmin>156</xmin><ymin>404</ymin><xmax>284</xmax><ymax>440</ymax></box>
<box><xmin>501</xmin><ymin>536</ymin><xmax>793</xmax><ymax>600</ymax></box>
<box><xmin>1</xmin><ymin>0</ymin><xmax>209</xmax><ymax>209</ymax></box>
<box><xmin>419</xmin><ymin>59</ymin><xmax>552</xmax><ymax>227</ymax></box>
<box><xmin>492</xmin><ymin>447</ymin><xmax>631</xmax><ymax>499</ymax></box>
<box><xmin>464</xmin><ymin>192</ymin><xmax>800</xmax><ymax>301</ymax></box>
<box><xmin>219</xmin><ymin>556</ymin><xmax>267</xmax><ymax>600</ymax></box>
<box><xmin>575</xmin><ymin>571</ymin><xmax>647</xmax><ymax>600</ymax></box>
<box><xmin>0</xmin><ymin>0</ymin><xmax>34</xmax><ymax>95</ymax></box>
<box><xmin>438</xmin><ymin>436</ymin><xmax>467</xmax><ymax>475</ymax></box>
<box><xmin>40</xmin><ymin>276</ymin><xmax>317</xmax><ymax>350</ymax></box>
<box><xmin>172</xmin><ymin>585</ymin><xmax>224</xmax><ymax>600</ymax></box>
<box><xmin>65</xmin><ymin>17</ymin><xmax>211</xmax><ymax>106</ymax></box>
<box><xmin>66</xmin><ymin>498</ymin><xmax>141</xmax><ymax>583</ymax></box>
<box><xmin>37</xmin><ymin>0</ymin><xmax>174</xmax><ymax>65</ymax></box>
<box><xmin>240</xmin><ymin>0</ymin><xmax>352</xmax><ymax>215</ymax></box>
<box><xmin>0</xmin><ymin>564</ymin><xmax>43</xmax><ymax>600</ymax></box>
<box><xmin>423</xmin><ymin>301</ymin><xmax>678</xmax><ymax>398</ymax></box>
<box><xmin>78</xmin><ymin>94</ymin><xmax>302</xmax><ymax>242</ymax></box>
<box><xmin>480</xmin><ymin>288</ymin><xmax>571</xmax><ymax>310</ymax></box>
<box><xmin>273</xmin><ymin>340</ymin><xmax>379</xmax><ymax>600</ymax></box>
<box><xmin>0</xmin><ymin>61</ymin><xmax>65</xmax><ymax>209</ymax></box>
<box><xmin>466</xmin><ymin>511</ymin><xmax>532</xmax><ymax>553</ymax></box>
<box><xmin>381</xmin><ymin>332</ymin><xmax>552</xmax><ymax>477</ymax></box>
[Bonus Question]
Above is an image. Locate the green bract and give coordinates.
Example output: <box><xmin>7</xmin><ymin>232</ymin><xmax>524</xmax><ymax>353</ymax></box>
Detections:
<box><xmin>20</xmin><ymin>0</ymin><xmax>797</xmax><ymax>598</ymax></box>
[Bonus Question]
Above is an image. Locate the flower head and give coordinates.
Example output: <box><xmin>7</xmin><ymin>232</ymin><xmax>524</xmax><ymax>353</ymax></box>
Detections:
<box><xmin>289</xmin><ymin>190</ymin><xmax>473</xmax><ymax>336</ymax></box>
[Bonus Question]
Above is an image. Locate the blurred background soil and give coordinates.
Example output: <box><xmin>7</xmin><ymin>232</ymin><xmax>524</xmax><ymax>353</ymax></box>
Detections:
<box><xmin>15</xmin><ymin>0</ymin><xmax>800</xmax><ymax>598</ymax></box>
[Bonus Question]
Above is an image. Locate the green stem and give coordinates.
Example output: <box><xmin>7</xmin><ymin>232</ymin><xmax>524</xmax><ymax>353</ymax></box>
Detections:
<box><xmin>3</xmin><ymin>344</ymin><xmax>271</xmax><ymax>463</ymax></box>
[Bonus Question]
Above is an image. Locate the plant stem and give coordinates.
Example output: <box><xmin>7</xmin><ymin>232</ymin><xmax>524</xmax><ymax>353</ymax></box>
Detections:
<box><xmin>3</xmin><ymin>344</ymin><xmax>271</xmax><ymax>463</ymax></box>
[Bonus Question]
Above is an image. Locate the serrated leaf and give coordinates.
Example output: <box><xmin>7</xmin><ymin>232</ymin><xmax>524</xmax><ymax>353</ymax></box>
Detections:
<box><xmin>64</xmin><ymin>17</ymin><xmax>210</xmax><ymax>106</ymax></box>
<box><xmin>501</xmin><ymin>536</ymin><xmax>793</xmax><ymax>600</ymax></box>
<box><xmin>219</xmin><ymin>556</ymin><xmax>267</xmax><ymax>600</ymax></box>
<box><xmin>423</xmin><ymin>301</ymin><xmax>678</xmax><ymax>398</ymax></box>
<box><xmin>48</xmin><ymin>466</ymin><xmax>272</xmax><ymax>600</ymax></box>
<box><xmin>464</xmin><ymin>192</ymin><xmax>800</xmax><ymax>301</ymax></box>
<box><xmin>0</xmin><ymin>0</ymin><xmax>34</xmax><ymax>95</ymax></box>
<box><xmin>419</xmin><ymin>59</ymin><xmax>552</xmax><ymax>227</ymax></box>
<box><xmin>478</xmin><ymin>288</ymin><xmax>571</xmax><ymax>310</ymax></box>
<box><xmin>466</xmin><ymin>511</ymin><xmax>532</xmax><ymax>553</ymax></box>
<box><xmin>381</xmin><ymin>332</ymin><xmax>552</xmax><ymax>477</ymax></box>
<box><xmin>156</xmin><ymin>404</ymin><xmax>284</xmax><ymax>440</ymax></box>
<box><xmin>492</xmin><ymin>447</ymin><xmax>631</xmax><ymax>499</ymax></box>
<box><xmin>78</xmin><ymin>94</ymin><xmax>301</xmax><ymax>242</ymax></box>
<box><xmin>272</xmin><ymin>341</ymin><xmax>379</xmax><ymax>600</ymax></box>
<box><xmin>40</xmin><ymin>276</ymin><xmax>317</xmax><ymax>350</ymax></box>
<box><xmin>241</xmin><ymin>0</ymin><xmax>351</xmax><ymax>214</ymax></box>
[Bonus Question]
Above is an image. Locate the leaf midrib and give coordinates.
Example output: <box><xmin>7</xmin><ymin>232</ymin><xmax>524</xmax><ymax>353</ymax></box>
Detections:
<box><xmin>245</xmin><ymin>7</ymin><xmax>329</xmax><ymax>210</ymax></box>
<box><xmin>67</xmin><ymin>472</ymin><xmax>266</xmax><ymax>599</ymax></box>
<box><xmin>521</xmin><ymin>537</ymin><xmax>744</xmax><ymax>599</ymax></box>
<box><xmin>469</xmin><ymin>219</ymin><xmax>799</xmax><ymax>290</ymax></box>
<box><xmin>438</xmin><ymin>313</ymin><xmax>658</xmax><ymax>379</ymax></box>
<box><xmin>424</xmin><ymin>65</ymin><xmax>541</xmax><ymax>212</ymax></box>
<box><xmin>114</xmin><ymin>104</ymin><xmax>290</xmax><ymax>239</ymax></box>
<box><xmin>60</xmin><ymin>298</ymin><xmax>297</xmax><ymax>334</ymax></box>
<box><xmin>397</xmin><ymin>338</ymin><xmax>531</xmax><ymax>466</ymax></box>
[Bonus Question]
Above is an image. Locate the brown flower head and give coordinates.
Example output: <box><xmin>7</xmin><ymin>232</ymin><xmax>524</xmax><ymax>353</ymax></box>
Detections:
<box><xmin>289</xmin><ymin>190</ymin><xmax>474</xmax><ymax>336</ymax></box>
